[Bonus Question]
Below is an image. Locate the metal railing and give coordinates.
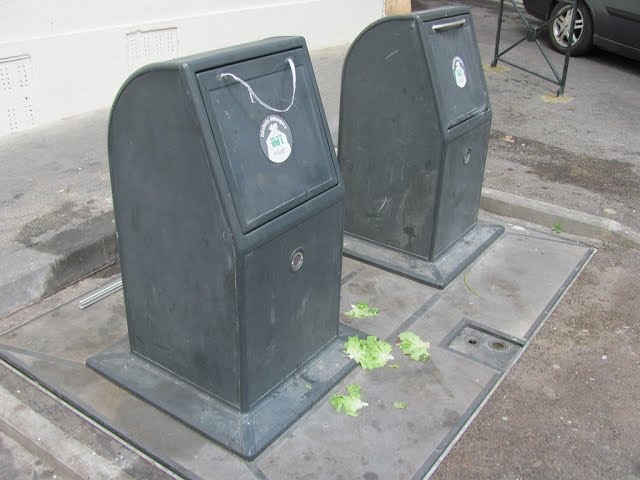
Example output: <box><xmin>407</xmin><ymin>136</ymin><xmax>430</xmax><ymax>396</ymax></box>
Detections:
<box><xmin>491</xmin><ymin>0</ymin><xmax>578</xmax><ymax>96</ymax></box>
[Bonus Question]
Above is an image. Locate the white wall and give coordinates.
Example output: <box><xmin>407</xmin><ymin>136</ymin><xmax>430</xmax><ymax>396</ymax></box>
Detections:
<box><xmin>0</xmin><ymin>0</ymin><xmax>383</xmax><ymax>136</ymax></box>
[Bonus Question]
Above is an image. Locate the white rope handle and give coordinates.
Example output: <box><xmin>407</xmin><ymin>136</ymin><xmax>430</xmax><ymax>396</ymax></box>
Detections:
<box><xmin>218</xmin><ymin>57</ymin><xmax>296</xmax><ymax>113</ymax></box>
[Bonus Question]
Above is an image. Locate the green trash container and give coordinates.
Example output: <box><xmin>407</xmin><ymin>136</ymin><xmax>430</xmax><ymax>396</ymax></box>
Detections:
<box><xmin>339</xmin><ymin>6</ymin><xmax>504</xmax><ymax>288</ymax></box>
<box><xmin>88</xmin><ymin>36</ymin><xmax>359</xmax><ymax>460</ymax></box>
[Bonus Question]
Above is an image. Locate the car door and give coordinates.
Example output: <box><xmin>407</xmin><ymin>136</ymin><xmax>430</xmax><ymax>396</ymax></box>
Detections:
<box><xmin>601</xmin><ymin>0</ymin><xmax>640</xmax><ymax>49</ymax></box>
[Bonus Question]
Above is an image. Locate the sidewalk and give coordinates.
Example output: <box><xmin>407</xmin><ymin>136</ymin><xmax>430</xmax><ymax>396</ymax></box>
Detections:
<box><xmin>0</xmin><ymin>1</ymin><xmax>639</xmax><ymax>477</ymax></box>
<box><xmin>0</xmin><ymin>213</ymin><xmax>596</xmax><ymax>479</ymax></box>
<box><xmin>433</xmin><ymin>236</ymin><xmax>640</xmax><ymax>480</ymax></box>
<box><xmin>0</xmin><ymin>110</ymin><xmax>114</xmax><ymax>317</ymax></box>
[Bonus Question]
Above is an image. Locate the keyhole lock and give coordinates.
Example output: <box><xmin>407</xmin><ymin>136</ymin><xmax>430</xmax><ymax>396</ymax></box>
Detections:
<box><xmin>290</xmin><ymin>249</ymin><xmax>304</xmax><ymax>272</ymax></box>
<box><xmin>463</xmin><ymin>148</ymin><xmax>472</xmax><ymax>165</ymax></box>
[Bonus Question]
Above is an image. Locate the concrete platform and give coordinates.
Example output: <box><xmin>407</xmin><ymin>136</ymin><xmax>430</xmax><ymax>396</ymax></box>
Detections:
<box><xmin>0</xmin><ymin>219</ymin><xmax>593</xmax><ymax>480</ymax></box>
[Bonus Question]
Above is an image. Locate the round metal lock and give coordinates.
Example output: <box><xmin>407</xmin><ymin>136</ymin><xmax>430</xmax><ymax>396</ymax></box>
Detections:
<box><xmin>290</xmin><ymin>249</ymin><xmax>304</xmax><ymax>272</ymax></box>
<box><xmin>463</xmin><ymin>148</ymin><xmax>472</xmax><ymax>165</ymax></box>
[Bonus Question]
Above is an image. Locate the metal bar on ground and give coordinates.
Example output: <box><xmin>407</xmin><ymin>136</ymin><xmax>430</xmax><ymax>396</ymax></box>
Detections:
<box><xmin>79</xmin><ymin>279</ymin><xmax>123</xmax><ymax>309</ymax></box>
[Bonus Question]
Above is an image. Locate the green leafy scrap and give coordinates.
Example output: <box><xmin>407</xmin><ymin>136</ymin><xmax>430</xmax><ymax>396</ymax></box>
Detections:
<box><xmin>344</xmin><ymin>335</ymin><xmax>394</xmax><ymax>370</ymax></box>
<box><xmin>396</xmin><ymin>332</ymin><xmax>431</xmax><ymax>362</ymax></box>
<box><xmin>463</xmin><ymin>273</ymin><xmax>483</xmax><ymax>300</ymax></box>
<box><xmin>330</xmin><ymin>384</ymin><xmax>369</xmax><ymax>417</ymax></box>
<box><xmin>393</xmin><ymin>401</ymin><xmax>407</xmax><ymax>409</ymax></box>
<box><xmin>553</xmin><ymin>223</ymin><xmax>562</xmax><ymax>234</ymax></box>
<box><xmin>345</xmin><ymin>302</ymin><xmax>379</xmax><ymax>318</ymax></box>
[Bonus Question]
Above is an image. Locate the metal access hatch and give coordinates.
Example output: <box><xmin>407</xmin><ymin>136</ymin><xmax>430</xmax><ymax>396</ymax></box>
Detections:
<box><xmin>197</xmin><ymin>49</ymin><xmax>338</xmax><ymax>233</ymax></box>
<box><xmin>421</xmin><ymin>14</ymin><xmax>489</xmax><ymax>129</ymax></box>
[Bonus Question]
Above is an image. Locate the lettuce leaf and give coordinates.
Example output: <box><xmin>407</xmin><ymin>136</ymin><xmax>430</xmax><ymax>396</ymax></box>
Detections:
<box><xmin>344</xmin><ymin>335</ymin><xmax>394</xmax><ymax>370</ymax></box>
<box><xmin>330</xmin><ymin>384</ymin><xmax>369</xmax><ymax>417</ymax></box>
<box><xmin>345</xmin><ymin>302</ymin><xmax>379</xmax><ymax>318</ymax></box>
<box><xmin>396</xmin><ymin>332</ymin><xmax>431</xmax><ymax>362</ymax></box>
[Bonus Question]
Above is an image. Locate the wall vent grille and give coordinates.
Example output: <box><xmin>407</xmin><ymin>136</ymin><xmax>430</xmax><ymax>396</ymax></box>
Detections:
<box><xmin>0</xmin><ymin>55</ymin><xmax>36</xmax><ymax>135</ymax></box>
<box><xmin>127</xmin><ymin>28</ymin><xmax>178</xmax><ymax>72</ymax></box>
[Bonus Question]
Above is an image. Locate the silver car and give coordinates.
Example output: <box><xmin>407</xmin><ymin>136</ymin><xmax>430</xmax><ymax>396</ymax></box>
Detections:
<box><xmin>523</xmin><ymin>0</ymin><xmax>640</xmax><ymax>59</ymax></box>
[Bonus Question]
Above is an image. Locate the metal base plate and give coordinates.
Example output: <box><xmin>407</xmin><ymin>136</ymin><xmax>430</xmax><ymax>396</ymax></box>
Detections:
<box><xmin>342</xmin><ymin>223</ymin><xmax>505</xmax><ymax>288</ymax></box>
<box><xmin>0</xmin><ymin>218</ymin><xmax>595</xmax><ymax>480</ymax></box>
<box><xmin>87</xmin><ymin>324</ymin><xmax>361</xmax><ymax>460</ymax></box>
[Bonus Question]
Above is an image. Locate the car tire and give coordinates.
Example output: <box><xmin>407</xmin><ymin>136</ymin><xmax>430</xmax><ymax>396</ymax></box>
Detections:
<box><xmin>548</xmin><ymin>1</ymin><xmax>593</xmax><ymax>55</ymax></box>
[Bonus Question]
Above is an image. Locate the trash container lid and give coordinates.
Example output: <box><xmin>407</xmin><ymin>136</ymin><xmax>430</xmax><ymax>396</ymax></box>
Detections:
<box><xmin>197</xmin><ymin>48</ymin><xmax>338</xmax><ymax>233</ymax></box>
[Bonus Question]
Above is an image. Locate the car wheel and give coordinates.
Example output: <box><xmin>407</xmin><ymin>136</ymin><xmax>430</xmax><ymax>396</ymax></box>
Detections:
<box><xmin>548</xmin><ymin>1</ymin><xmax>593</xmax><ymax>55</ymax></box>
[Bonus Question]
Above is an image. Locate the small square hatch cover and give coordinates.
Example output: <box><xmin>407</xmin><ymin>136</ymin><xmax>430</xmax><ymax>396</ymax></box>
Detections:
<box><xmin>443</xmin><ymin>320</ymin><xmax>522</xmax><ymax>371</ymax></box>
